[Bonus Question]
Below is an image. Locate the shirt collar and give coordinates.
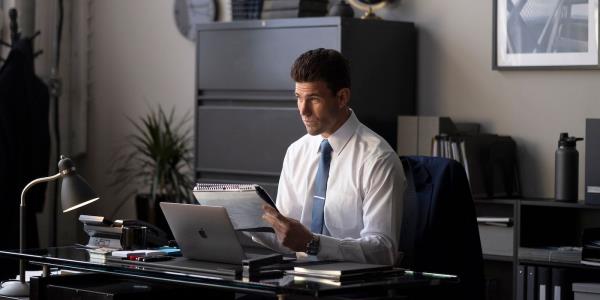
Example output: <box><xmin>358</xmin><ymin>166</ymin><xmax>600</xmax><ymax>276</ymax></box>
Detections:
<box><xmin>312</xmin><ymin>109</ymin><xmax>359</xmax><ymax>156</ymax></box>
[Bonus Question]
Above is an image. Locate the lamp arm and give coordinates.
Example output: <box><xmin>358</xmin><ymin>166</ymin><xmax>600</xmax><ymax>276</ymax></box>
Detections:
<box><xmin>18</xmin><ymin>172</ymin><xmax>61</xmax><ymax>284</ymax></box>
<box><xmin>20</xmin><ymin>173</ymin><xmax>61</xmax><ymax>207</ymax></box>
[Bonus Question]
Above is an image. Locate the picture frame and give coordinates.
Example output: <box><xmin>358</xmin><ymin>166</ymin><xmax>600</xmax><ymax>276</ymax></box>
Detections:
<box><xmin>493</xmin><ymin>0</ymin><xmax>599</xmax><ymax>69</ymax></box>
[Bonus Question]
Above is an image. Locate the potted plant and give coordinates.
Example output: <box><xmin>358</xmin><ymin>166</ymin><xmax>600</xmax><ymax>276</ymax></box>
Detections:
<box><xmin>109</xmin><ymin>105</ymin><xmax>194</xmax><ymax>236</ymax></box>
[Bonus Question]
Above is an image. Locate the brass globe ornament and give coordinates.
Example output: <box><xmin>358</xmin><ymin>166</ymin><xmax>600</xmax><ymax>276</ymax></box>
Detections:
<box><xmin>347</xmin><ymin>0</ymin><xmax>398</xmax><ymax>19</ymax></box>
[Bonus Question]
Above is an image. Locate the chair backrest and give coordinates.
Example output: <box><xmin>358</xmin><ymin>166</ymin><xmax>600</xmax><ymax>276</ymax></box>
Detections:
<box><xmin>399</xmin><ymin>156</ymin><xmax>485</xmax><ymax>300</ymax></box>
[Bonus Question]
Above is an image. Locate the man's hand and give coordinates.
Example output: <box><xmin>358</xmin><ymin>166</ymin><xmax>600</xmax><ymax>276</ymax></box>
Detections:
<box><xmin>261</xmin><ymin>204</ymin><xmax>313</xmax><ymax>252</ymax></box>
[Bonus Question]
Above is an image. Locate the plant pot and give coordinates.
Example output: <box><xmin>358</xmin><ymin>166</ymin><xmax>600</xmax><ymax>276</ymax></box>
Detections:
<box><xmin>135</xmin><ymin>194</ymin><xmax>175</xmax><ymax>239</ymax></box>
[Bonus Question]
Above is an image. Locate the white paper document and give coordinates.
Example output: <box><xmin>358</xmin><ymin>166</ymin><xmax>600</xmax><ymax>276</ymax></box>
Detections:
<box><xmin>193</xmin><ymin>183</ymin><xmax>276</xmax><ymax>232</ymax></box>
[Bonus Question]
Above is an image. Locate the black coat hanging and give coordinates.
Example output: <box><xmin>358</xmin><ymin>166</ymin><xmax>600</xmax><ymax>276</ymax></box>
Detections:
<box><xmin>0</xmin><ymin>37</ymin><xmax>50</xmax><ymax>281</ymax></box>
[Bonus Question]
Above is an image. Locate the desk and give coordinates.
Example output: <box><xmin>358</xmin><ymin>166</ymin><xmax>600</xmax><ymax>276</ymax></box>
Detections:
<box><xmin>0</xmin><ymin>247</ymin><xmax>458</xmax><ymax>299</ymax></box>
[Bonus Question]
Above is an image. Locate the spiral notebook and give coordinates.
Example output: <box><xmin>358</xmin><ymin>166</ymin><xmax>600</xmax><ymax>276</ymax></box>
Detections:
<box><xmin>193</xmin><ymin>183</ymin><xmax>277</xmax><ymax>232</ymax></box>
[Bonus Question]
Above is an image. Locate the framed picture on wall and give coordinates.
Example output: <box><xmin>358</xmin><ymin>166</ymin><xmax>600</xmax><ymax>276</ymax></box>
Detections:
<box><xmin>493</xmin><ymin>0</ymin><xmax>599</xmax><ymax>69</ymax></box>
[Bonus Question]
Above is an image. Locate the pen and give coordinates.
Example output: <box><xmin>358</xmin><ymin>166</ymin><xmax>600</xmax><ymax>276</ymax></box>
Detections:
<box><xmin>405</xmin><ymin>270</ymin><xmax>457</xmax><ymax>279</ymax></box>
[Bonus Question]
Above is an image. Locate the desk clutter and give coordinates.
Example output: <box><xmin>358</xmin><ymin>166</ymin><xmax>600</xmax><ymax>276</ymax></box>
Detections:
<box><xmin>79</xmin><ymin>215</ymin><xmax>169</xmax><ymax>250</ymax></box>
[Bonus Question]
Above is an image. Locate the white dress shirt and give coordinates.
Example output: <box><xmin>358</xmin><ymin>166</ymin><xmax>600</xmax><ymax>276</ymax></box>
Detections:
<box><xmin>256</xmin><ymin>110</ymin><xmax>406</xmax><ymax>265</ymax></box>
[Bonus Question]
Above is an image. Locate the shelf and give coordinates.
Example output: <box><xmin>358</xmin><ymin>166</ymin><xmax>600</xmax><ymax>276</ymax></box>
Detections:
<box><xmin>519</xmin><ymin>199</ymin><xmax>600</xmax><ymax>209</ymax></box>
<box><xmin>518</xmin><ymin>259</ymin><xmax>600</xmax><ymax>270</ymax></box>
<box><xmin>474</xmin><ymin>198</ymin><xmax>600</xmax><ymax>209</ymax></box>
<box><xmin>473</xmin><ymin>199</ymin><xmax>517</xmax><ymax>205</ymax></box>
<box><xmin>483</xmin><ymin>254</ymin><xmax>514</xmax><ymax>262</ymax></box>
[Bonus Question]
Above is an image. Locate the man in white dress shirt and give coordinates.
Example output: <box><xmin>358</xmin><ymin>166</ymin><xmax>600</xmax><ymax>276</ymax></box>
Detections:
<box><xmin>259</xmin><ymin>48</ymin><xmax>406</xmax><ymax>265</ymax></box>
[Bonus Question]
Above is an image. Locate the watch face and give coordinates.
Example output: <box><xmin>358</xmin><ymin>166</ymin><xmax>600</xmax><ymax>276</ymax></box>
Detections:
<box><xmin>306</xmin><ymin>236</ymin><xmax>320</xmax><ymax>255</ymax></box>
<box><xmin>174</xmin><ymin>0</ymin><xmax>218</xmax><ymax>41</ymax></box>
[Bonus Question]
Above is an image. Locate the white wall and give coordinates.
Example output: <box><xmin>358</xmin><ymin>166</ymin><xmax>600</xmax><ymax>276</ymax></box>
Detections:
<box><xmin>75</xmin><ymin>0</ymin><xmax>195</xmax><ymax>227</ymax></box>
<box><xmin>384</xmin><ymin>0</ymin><xmax>600</xmax><ymax>199</ymax></box>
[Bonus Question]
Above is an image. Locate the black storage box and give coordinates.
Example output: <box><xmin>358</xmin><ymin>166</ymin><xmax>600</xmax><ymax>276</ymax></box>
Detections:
<box><xmin>586</xmin><ymin>119</ymin><xmax>600</xmax><ymax>205</ymax></box>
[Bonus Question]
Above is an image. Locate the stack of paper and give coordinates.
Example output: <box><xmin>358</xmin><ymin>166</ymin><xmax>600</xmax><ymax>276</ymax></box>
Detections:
<box><xmin>87</xmin><ymin>247</ymin><xmax>113</xmax><ymax>264</ymax></box>
<box><xmin>193</xmin><ymin>183</ymin><xmax>276</xmax><ymax>232</ymax></box>
<box><xmin>285</xmin><ymin>262</ymin><xmax>394</xmax><ymax>284</ymax></box>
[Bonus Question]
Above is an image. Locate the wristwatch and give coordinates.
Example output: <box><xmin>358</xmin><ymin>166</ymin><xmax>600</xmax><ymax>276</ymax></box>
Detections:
<box><xmin>305</xmin><ymin>234</ymin><xmax>320</xmax><ymax>255</ymax></box>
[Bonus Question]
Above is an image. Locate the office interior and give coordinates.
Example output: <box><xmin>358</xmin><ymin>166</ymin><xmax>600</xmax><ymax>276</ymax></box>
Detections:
<box><xmin>1</xmin><ymin>0</ymin><xmax>600</xmax><ymax>299</ymax></box>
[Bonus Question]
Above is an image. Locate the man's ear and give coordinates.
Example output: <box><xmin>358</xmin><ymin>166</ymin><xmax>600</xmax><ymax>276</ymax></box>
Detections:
<box><xmin>336</xmin><ymin>88</ymin><xmax>350</xmax><ymax>108</ymax></box>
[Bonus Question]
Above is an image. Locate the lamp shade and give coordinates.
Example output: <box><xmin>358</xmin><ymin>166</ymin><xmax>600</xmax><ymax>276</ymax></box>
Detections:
<box><xmin>58</xmin><ymin>156</ymin><xmax>99</xmax><ymax>212</ymax></box>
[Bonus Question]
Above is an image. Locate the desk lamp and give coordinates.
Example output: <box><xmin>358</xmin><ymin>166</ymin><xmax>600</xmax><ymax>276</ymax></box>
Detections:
<box><xmin>0</xmin><ymin>155</ymin><xmax>99</xmax><ymax>297</ymax></box>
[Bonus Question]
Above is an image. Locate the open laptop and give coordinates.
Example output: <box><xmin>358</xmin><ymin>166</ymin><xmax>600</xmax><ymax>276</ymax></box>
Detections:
<box><xmin>159</xmin><ymin>202</ymin><xmax>275</xmax><ymax>264</ymax></box>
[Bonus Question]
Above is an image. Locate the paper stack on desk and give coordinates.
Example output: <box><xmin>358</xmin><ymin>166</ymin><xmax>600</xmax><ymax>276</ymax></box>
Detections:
<box><xmin>286</xmin><ymin>262</ymin><xmax>394</xmax><ymax>282</ymax></box>
<box><xmin>87</xmin><ymin>247</ymin><xmax>113</xmax><ymax>263</ymax></box>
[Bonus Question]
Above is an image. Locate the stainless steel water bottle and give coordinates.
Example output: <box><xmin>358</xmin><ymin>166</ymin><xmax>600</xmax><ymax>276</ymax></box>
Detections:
<box><xmin>555</xmin><ymin>133</ymin><xmax>583</xmax><ymax>202</ymax></box>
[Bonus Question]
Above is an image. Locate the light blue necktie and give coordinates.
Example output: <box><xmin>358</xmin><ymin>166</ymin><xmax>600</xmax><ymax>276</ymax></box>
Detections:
<box><xmin>311</xmin><ymin>139</ymin><xmax>332</xmax><ymax>234</ymax></box>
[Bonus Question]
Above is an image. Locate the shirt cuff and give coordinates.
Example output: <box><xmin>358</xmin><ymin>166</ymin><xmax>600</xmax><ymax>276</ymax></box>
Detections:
<box><xmin>316</xmin><ymin>234</ymin><xmax>342</xmax><ymax>260</ymax></box>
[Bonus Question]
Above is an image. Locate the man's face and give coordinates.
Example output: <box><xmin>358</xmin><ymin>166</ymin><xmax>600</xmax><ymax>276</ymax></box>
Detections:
<box><xmin>295</xmin><ymin>81</ymin><xmax>348</xmax><ymax>137</ymax></box>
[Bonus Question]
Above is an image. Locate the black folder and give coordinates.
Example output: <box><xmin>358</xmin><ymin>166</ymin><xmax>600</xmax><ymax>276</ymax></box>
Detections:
<box><xmin>526</xmin><ymin>265</ymin><xmax>536</xmax><ymax>300</ymax></box>
<box><xmin>517</xmin><ymin>265</ymin><xmax>526</xmax><ymax>300</ymax></box>
<box><xmin>537</xmin><ymin>266</ymin><xmax>551</xmax><ymax>300</ymax></box>
<box><xmin>552</xmin><ymin>268</ymin><xmax>568</xmax><ymax>300</ymax></box>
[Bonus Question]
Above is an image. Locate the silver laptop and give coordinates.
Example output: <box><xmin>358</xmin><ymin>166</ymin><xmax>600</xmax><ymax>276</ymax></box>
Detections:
<box><xmin>160</xmin><ymin>202</ymin><xmax>273</xmax><ymax>264</ymax></box>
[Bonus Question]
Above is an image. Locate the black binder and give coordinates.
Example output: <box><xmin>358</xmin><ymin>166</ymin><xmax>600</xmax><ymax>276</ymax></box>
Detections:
<box><xmin>517</xmin><ymin>265</ymin><xmax>526</xmax><ymax>300</ymax></box>
<box><xmin>551</xmin><ymin>268</ymin><xmax>568</xmax><ymax>300</ymax></box>
<box><xmin>537</xmin><ymin>266</ymin><xmax>551</xmax><ymax>300</ymax></box>
<box><xmin>526</xmin><ymin>265</ymin><xmax>536</xmax><ymax>300</ymax></box>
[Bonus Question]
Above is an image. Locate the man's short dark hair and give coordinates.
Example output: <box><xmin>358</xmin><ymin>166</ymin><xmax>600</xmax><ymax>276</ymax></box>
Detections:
<box><xmin>290</xmin><ymin>48</ymin><xmax>351</xmax><ymax>94</ymax></box>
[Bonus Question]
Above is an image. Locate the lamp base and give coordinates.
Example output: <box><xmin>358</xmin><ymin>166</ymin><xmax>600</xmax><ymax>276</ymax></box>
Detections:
<box><xmin>0</xmin><ymin>280</ymin><xmax>29</xmax><ymax>297</ymax></box>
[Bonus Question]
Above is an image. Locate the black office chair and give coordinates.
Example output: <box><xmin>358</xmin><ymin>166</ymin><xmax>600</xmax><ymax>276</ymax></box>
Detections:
<box><xmin>399</xmin><ymin>156</ymin><xmax>485</xmax><ymax>300</ymax></box>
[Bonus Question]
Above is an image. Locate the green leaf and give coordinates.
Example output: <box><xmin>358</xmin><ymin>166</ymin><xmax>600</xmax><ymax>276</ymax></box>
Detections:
<box><xmin>108</xmin><ymin>103</ymin><xmax>194</xmax><ymax>210</ymax></box>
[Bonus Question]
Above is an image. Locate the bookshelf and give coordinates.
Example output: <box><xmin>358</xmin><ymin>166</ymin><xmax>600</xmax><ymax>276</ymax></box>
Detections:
<box><xmin>475</xmin><ymin>198</ymin><xmax>600</xmax><ymax>300</ymax></box>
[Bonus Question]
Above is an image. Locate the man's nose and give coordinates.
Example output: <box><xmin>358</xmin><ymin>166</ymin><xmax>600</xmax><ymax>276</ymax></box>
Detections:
<box><xmin>299</xmin><ymin>101</ymin><xmax>311</xmax><ymax>116</ymax></box>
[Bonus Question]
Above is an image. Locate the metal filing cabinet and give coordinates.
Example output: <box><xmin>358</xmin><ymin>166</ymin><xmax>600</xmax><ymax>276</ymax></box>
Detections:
<box><xmin>194</xmin><ymin>17</ymin><xmax>416</xmax><ymax>196</ymax></box>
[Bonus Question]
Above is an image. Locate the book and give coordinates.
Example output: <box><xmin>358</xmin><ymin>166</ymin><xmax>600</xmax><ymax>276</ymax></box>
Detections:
<box><xmin>526</xmin><ymin>265</ymin><xmax>536</xmax><ymax>300</ymax></box>
<box><xmin>292</xmin><ymin>262</ymin><xmax>392</xmax><ymax>280</ymax></box>
<box><xmin>193</xmin><ymin>183</ymin><xmax>276</xmax><ymax>231</ymax></box>
<box><xmin>87</xmin><ymin>247</ymin><xmax>113</xmax><ymax>263</ymax></box>
<box><xmin>520</xmin><ymin>247</ymin><xmax>581</xmax><ymax>264</ymax></box>
<box><xmin>537</xmin><ymin>266</ymin><xmax>550</xmax><ymax>300</ymax></box>
<box><xmin>286</xmin><ymin>268</ymin><xmax>403</xmax><ymax>281</ymax></box>
<box><xmin>292</xmin><ymin>275</ymin><xmax>343</xmax><ymax>286</ymax></box>
<box><xmin>396</xmin><ymin>116</ymin><xmax>459</xmax><ymax>157</ymax></box>
<box><xmin>516</xmin><ymin>265</ymin><xmax>526</xmax><ymax>300</ymax></box>
<box><xmin>262</xmin><ymin>0</ymin><xmax>327</xmax><ymax>10</ymax></box>
<box><xmin>551</xmin><ymin>268</ymin><xmax>568</xmax><ymax>300</ymax></box>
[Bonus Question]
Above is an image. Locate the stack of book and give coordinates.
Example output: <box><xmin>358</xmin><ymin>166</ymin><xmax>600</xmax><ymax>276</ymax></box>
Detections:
<box><xmin>261</xmin><ymin>0</ymin><xmax>328</xmax><ymax>19</ymax></box>
<box><xmin>87</xmin><ymin>247</ymin><xmax>113</xmax><ymax>264</ymax></box>
<box><xmin>432</xmin><ymin>133</ymin><xmax>521</xmax><ymax>199</ymax></box>
<box><xmin>285</xmin><ymin>262</ymin><xmax>396</xmax><ymax>285</ymax></box>
<box><xmin>519</xmin><ymin>246</ymin><xmax>582</xmax><ymax>264</ymax></box>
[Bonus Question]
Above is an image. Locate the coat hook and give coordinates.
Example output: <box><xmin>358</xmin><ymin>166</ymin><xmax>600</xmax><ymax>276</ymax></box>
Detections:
<box><xmin>31</xmin><ymin>31</ymin><xmax>41</xmax><ymax>40</ymax></box>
